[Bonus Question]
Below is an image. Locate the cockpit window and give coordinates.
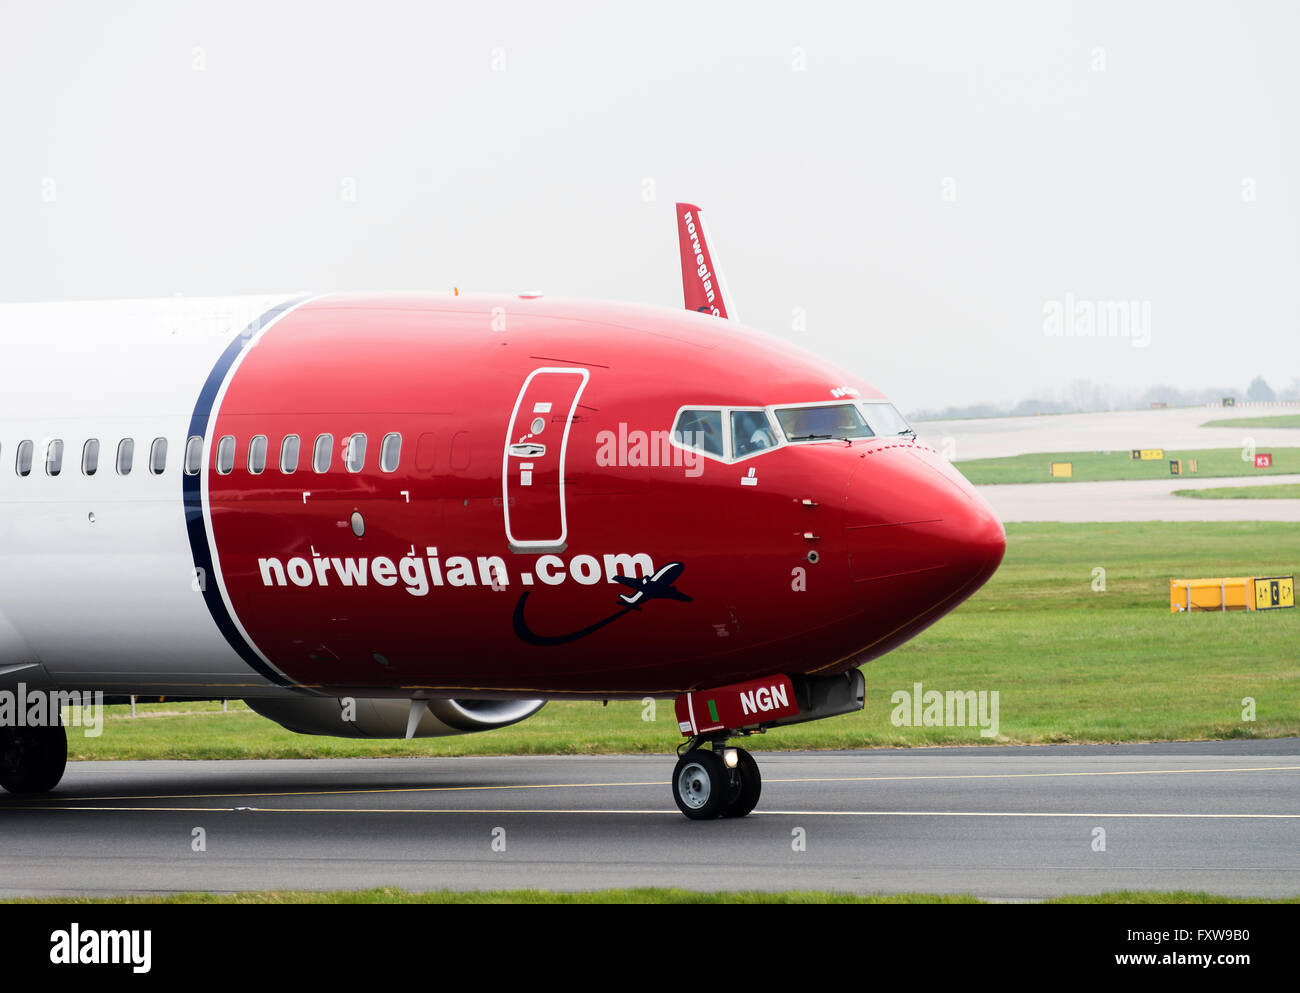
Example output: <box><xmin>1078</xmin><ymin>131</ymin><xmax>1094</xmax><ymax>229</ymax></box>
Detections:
<box><xmin>775</xmin><ymin>404</ymin><xmax>874</xmax><ymax>442</ymax></box>
<box><xmin>859</xmin><ymin>401</ymin><xmax>914</xmax><ymax>437</ymax></box>
<box><xmin>731</xmin><ymin>410</ymin><xmax>776</xmax><ymax>457</ymax></box>
<box><xmin>673</xmin><ymin>409</ymin><xmax>724</xmax><ymax>457</ymax></box>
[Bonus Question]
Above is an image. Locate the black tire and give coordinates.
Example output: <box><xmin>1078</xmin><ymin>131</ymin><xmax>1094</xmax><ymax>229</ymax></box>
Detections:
<box><xmin>720</xmin><ymin>747</ymin><xmax>761</xmax><ymax>818</ymax></box>
<box><xmin>672</xmin><ymin>748</ymin><xmax>729</xmax><ymax>820</ymax></box>
<box><xmin>0</xmin><ymin>724</ymin><xmax>68</xmax><ymax>794</ymax></box>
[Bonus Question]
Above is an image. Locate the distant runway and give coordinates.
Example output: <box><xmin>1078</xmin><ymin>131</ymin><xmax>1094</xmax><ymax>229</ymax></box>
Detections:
<box><xmin>1</xmin><ymin>741</ymin><xmax>1297</xmax><ymax>900</ymax></box>
<box><xmin>979</xmin><ymin>473</ymin><xmax>1300</xmax><ymax>522</ymax></box>
<box><xmin>911</xmin><ymin>405</ymin><xmax>1300</xmax><ymax>522</ymax></box>
<box><xmin>917</xmin><ymin>405</ymin><xmax>1300</xmax><ymax>461</ymax></box>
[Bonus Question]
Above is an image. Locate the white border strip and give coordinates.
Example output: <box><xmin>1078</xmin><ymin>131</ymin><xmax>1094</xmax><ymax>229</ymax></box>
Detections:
<box><xmin>200</xmin><ymin>294</ymin><xmax>325</xmax><ymax>683</ymax></box>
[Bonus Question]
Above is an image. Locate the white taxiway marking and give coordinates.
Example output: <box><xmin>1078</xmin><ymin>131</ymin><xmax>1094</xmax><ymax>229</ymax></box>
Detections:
<box><xmin>9</xmin><ymin>806</ymin><xmax>1300</xmax><ymax>819</ymax></box>
<box><xmin>22</xmin><ymin>763</ymin><xmax>1298</xmax><ymax>805</ymax></box>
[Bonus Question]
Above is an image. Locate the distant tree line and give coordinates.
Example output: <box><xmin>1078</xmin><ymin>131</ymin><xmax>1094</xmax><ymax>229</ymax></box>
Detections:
<box><xmin>909</xmin><ymin>376</ymin><xmax>1298</xmax><ymax>421</ymax></box>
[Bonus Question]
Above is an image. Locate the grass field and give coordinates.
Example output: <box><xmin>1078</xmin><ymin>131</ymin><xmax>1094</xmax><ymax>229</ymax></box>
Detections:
<box><xmin>955</xmin><ymin>448</ymin><xmax>1300</xmax><ymax>484</ymax></box>
<box><xmin>65</xmin><ymin>522</ymin><xmax>1300</xmax><ymax>759</ymax></box>
<box><xmin>10</xmin><ymin>886</ymin><xmax>1298</xmax><ymax>904</ymax></box>
<box><xmin>1202</xmin><ymin>414</ymin><xmax>1300</xmax><ymax>429</ymax></box>
<box><xmin>1175</xmin><ymin>484</ymin><xmax>1300</xmax><ymax>499</ymax></box>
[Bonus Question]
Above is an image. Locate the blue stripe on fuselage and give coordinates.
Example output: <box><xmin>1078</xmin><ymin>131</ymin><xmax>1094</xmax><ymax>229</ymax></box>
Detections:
<box><xmin>183</xmin><ymin>295</ymin><xmax>311</xmax><ymax>688</ymax></box>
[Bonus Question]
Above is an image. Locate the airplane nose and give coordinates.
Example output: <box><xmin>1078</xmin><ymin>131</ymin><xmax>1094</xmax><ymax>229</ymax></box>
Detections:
<box><xmin>842</xmin><ymin>444</ymin><xmax>1005</xmax><ymax>615</ymax></box>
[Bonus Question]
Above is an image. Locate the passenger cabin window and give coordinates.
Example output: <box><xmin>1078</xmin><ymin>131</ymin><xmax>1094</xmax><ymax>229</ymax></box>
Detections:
<box><xmin>280</xmin><ymin>435</ymin><xmax>300</xmax><ymax>473</ymax></box>
<box><xmin>184</xmin><ymin>436</ymin><xmax>203</xmax><ymax>476</ymax></box>
<box><xmin>216</xmin><ymin>435</ymin><xmax>236</xmax><ymax>475</ymax></box>
<box><xmin>860</xmin><ymin>401</ymin><xmax>914</xmax><ymax>438</ymax></box>
<box><xmin>672</xmin><ymin>409</ymin><xmax>724</xmax><ymax>457</ymax></box>
<box><xmin>117</xmin><ymin>439</ymin><xmax>134</xmax><ymax>475</ymax></box>
<box><xmin>380</xmin><ymin>432</ymin><xmax>401</xmax><ymax>473</ymax></box>
<box><xmin>344</xmin><ymin>433</ymin><xmax>366</xmax><ymax>473</ymax></box>
<box><xmin>248</xmin><ymin>435</ymin><xmax>268</xmax><ymax>474</ymax></box>
<box><xmin>730</xmin><ymin>410</ymin><xmax>777</xmax><ymax>458</ymax></box>
<box><xmin>775</xmin><ymin>404</ymin><xmax>874</xmax><ymax>443</ymax></box>
<box><xmin>82</xmin><ymin>439</ymin><xmax>100</xmax><ymax>476</ymax></box>
<box><xmin>16</xmin><ymin>440</ymin><xmax>33</xmax><ymax>477</ymax></box>
<box><xmin>46</xmin><ymin>439</ymin><xmax>64</xmax><ymax>476</ymax></box>
<box><xmin>312</xmin><ymin>434</ymin><xmax>333</xmax><ymax>473</ymax></box>
<box><xmin>149</xmin><ymin>437</ymin><xmax>168</xmax><ymax>475</ymax></box>
<box><xmin>415</xmin><ymin>432</ymin><xmax>438</xmax><ymax>471</ymax></box>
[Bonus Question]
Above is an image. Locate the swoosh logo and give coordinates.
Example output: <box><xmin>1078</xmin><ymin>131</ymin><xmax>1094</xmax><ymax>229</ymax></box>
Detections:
<box><xmin>512</xmin><ymin>562</ymin><xmax>691</xmax><ymax>647</ymax></box>
<box><xmin>512</xmin><ymin>593</ymin><xmax>636</xmax><ymax>647</ymax></box>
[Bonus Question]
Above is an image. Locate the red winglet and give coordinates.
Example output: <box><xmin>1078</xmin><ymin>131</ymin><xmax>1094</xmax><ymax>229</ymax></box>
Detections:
<box><xmin>676</xmin><ymin>202</ymin><xmax>733</xmax><ymax>320</ymax></box>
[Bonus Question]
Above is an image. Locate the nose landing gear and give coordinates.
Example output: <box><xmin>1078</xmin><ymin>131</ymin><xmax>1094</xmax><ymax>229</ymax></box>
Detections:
<box><xmin>672</xmin><ymin>738</ymin><xmax>762</xmax><ymax>820</ymax></box>
<box><xmin>669</xmin><ymin>670</ymin><xmax>865</xmax><ymax>820</ymax></box>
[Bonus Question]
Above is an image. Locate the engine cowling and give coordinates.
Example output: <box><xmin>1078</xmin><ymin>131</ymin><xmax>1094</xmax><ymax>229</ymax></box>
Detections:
<box><xmin>244</xmin><ymin>696</ymin><xmax>545</xmax><ymax>738</ymax></box>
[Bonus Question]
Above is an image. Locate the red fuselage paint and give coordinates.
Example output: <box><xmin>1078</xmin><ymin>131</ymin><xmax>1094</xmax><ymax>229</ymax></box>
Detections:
<box><xmin>201</xmin><ymin>294</ymin><xmax>1005</xmax><ymax>699</ymax></box>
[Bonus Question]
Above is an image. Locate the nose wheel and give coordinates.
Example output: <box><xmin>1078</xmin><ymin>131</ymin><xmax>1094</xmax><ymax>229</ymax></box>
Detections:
<box><xmin>670</xmin><ymin>672</ymin><xmax>864</xmax><ymax>821</ymax></box>
<box><xmin>0</xmin><ymin>723</ymin><xmax>67</xmax><ymax>794</ymax></box>
<box><xmin>672</xmin><ymin>743</ymin><xmax>762</xmax><ymax>820</ymax></box>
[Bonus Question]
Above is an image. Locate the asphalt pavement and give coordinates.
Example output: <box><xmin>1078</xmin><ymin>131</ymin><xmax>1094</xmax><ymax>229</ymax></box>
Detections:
<box><xmin>1</xmin><ymin>740</ymin><xmax>1296</xmax><ymax>900</ymax></box>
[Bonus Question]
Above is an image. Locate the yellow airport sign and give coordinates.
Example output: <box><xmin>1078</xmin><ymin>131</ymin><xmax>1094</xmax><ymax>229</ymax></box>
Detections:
<box><xmin>1254</xmin><ymin>576</ymin><xmax>1295</xmax><ymax>611</ymax></box>
<box><xmin>1170</xmin><ymin>575</ymin><xmax>1295</xmax><ymax>612</ymax></box>
<box><xmin>1138</xmin><ymin>448</ymin><xmax>1164</xmax><ymax>461</ymax></box>
<box><xmin>1049</xmin><ymin>462</ymin><xmax>1072</xmax><ymax>478</ymax></box>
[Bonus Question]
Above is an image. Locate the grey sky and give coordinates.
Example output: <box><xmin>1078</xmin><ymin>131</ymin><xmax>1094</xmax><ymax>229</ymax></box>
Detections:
<box><xmin>2</xmin><ymin>1</ymin><xmax>1296</xmax><ymax>410</ymax></box>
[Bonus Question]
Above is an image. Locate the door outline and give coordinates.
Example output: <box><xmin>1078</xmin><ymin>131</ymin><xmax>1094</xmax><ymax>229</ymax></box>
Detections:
<box><xmin>502</xmin><ymin>366</ymin><xmax>590</xmax><ymax>553</ymax></box>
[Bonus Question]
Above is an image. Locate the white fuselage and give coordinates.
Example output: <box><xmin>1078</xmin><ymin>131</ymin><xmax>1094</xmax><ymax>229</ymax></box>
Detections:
<box><xmin>0</xmin><ymin>295</ymin><xmax>299</xmax><ymax>696</ymax></box>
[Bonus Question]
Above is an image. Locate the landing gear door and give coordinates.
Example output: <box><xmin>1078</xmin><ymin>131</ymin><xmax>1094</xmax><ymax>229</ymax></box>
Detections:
<box><xmin>503</xmin><ymin>367</ymin><xmax>590</xmax><ymax>552</ymax></box>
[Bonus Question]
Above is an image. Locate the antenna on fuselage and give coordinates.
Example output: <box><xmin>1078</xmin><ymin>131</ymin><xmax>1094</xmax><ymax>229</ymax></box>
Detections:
<box><xmin>675</xmin><ymin>202</ymin><xmax>738</xmax><ymax>321</ymax></box>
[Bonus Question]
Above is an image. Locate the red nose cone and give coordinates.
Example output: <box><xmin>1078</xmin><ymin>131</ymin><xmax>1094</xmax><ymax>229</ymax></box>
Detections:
<box><xmin>944</xmin><ymin>487</ymin><xmax>1007</xmax><ymax>593</ymax></box>
<box><xmin>842</xmin><ymin>445</ymin><xmax>1004</xmax><ymax>636</ymax></box>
